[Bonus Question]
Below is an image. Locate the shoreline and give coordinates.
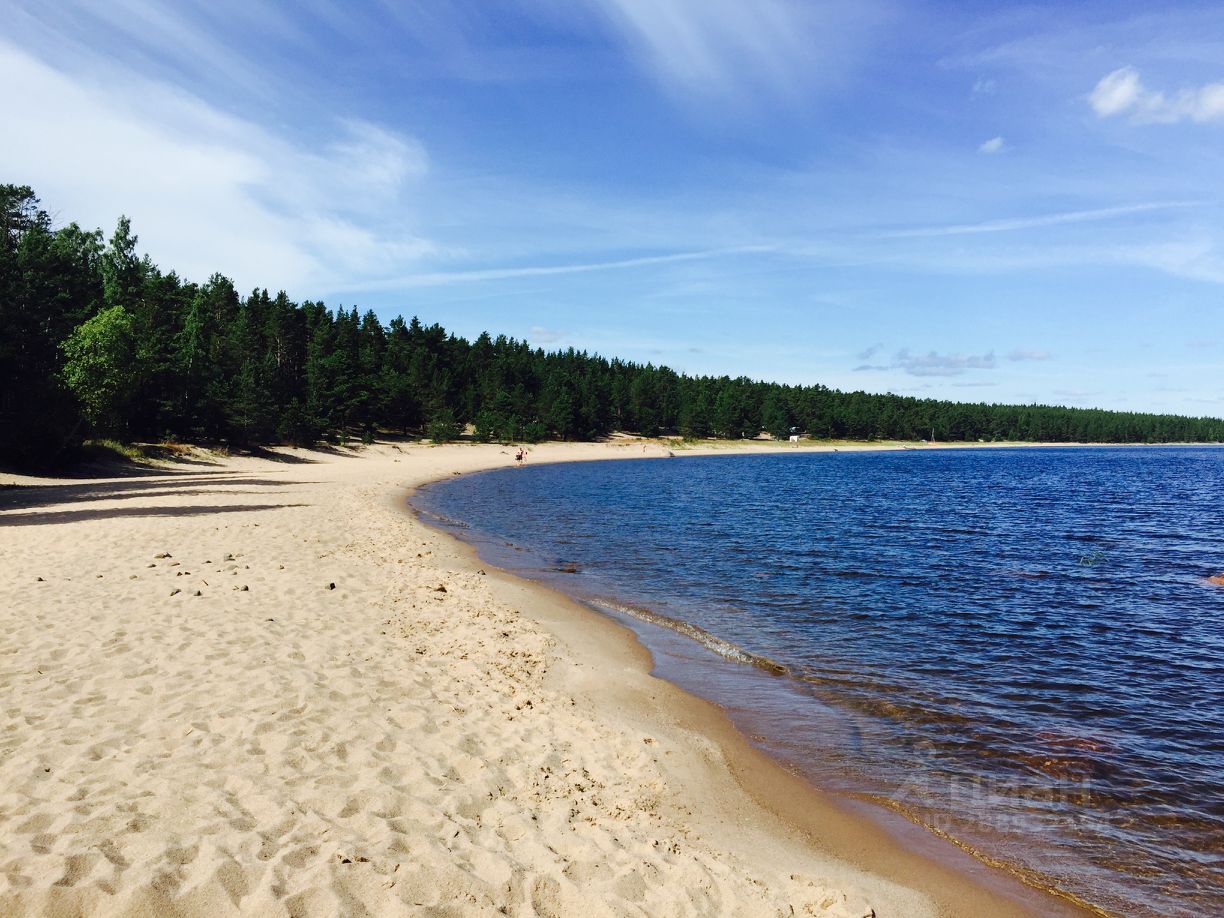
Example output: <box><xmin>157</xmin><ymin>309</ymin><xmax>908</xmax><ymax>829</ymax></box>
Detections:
<box><xmin>408</xmin><ymin>447</ymin><xmax>1104</xmax><ymax>918</ymax></box>
<box><xmin>0</xmin><ymin>439</ymin><xmax>1098</xmax><ymax>916</ymax></box>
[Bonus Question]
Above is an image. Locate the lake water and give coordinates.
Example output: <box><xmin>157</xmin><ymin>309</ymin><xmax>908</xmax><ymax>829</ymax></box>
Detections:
<box><xmin>413</xmin><ymin>447</ymin><xmax>1224</xmax><ymax>917</ymax></box>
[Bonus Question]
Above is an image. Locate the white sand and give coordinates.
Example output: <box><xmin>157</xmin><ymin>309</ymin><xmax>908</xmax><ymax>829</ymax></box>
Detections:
<box><xmin>0</xmin><ymin>441</ymin><xmax>1058</xmax><ymax>917</ymax></box>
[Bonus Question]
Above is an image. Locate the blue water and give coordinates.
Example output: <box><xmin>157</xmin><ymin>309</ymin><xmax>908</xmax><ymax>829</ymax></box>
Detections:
<box><xmin>414</xmin><ymin>447</ymin><xmax>1224</xmax><ymax>917</ymax></box>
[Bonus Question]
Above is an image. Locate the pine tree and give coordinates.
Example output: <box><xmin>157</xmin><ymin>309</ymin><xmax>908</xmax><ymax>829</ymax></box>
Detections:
<box><xmin>3</xmin><ymin>187</ymin><xmax>1222</xmax><ymax>468</ymax></box>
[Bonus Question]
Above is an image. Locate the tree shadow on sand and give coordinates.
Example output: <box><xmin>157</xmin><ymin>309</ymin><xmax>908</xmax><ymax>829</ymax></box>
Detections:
<box><xmin>242</xmin><ymin>447</ymin><xmax>320</xmax><ymax>464</ymax></box>
<box><xmin>0</xmin><ymin>477</ymin><xmax>310</xmax><ymax>512</ymax></box>
<box><xmin>0</xmin><ymin>502</ymin><xmax>309</xmax><ymax>527</ymax></box>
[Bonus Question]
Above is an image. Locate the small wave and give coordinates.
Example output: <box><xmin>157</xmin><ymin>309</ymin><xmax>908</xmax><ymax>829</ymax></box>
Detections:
<box><xmin>587</xmin><ymin>597</ymin><xmax>789</xmax><ymax>676</ymax></box>
<box><xmin>415</xmin><ymin>507</ymin><xmax>470</xmax><ymax>530</ymax></box>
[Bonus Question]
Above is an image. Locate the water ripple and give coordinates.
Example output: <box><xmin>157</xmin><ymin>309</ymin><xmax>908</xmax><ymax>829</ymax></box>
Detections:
<box><xmin>417</xmin><ymin>447</ymin><xmax>1224</xmax><ymax>918</ymax></box>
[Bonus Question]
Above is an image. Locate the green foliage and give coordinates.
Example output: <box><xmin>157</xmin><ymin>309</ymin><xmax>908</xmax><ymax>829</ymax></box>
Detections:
<box><xmin>426</xmin><ymin>408</ymin><xmax>462</xmax><ymax>443</ymax></box>
<box><xmin>2</xmin><ymin>186</ymin><xmax>1222</xmax><ymax>470</ymax></box>
<box><xmin>0</xmin><ymin>185</ymin><xmax>99</xmax><ymax>467</ymax></box>
<box><xmin>277</xmin><ymin>399</ymin><xmax>321</xmax><ymax>446</ymax></box>
<box><xmin>711</xmin><ymin>384</ymin><xmax>749</xmax><ymax>439</ymax></box>
<box><xmin>79</xmin><ymin>438</ymin><xmax>148</xmax><ymax>463</ymax></box>
<box><xmin>760</xmin><ymin>393</ymin><xmax>791</xmax><ymax>440</ymax></box>
<box><xmin>521</xmin><ymin>420</ymin><xmax>548</xmax><ymax>443</ymax></box>
<box><xmin>60</xmin><ymin>305</ymin><xmax>146</xmax><ymax>437</ymax></box>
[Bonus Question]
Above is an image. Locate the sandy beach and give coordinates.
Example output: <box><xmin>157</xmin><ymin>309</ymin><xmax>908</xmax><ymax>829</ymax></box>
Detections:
<box><xmin>0</xmin><ymin>440</ymin><xmax>1086</xmax><ymax>917</ymax></box>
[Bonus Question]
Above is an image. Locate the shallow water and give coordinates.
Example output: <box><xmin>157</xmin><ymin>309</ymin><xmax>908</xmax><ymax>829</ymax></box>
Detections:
<box><xmin>414</xmin><ymin>447</ymin><xmax>1224</xmax><ymax>917</ymax></box>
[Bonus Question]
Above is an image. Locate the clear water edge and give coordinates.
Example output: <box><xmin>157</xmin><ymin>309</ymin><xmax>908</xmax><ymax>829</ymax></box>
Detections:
<box><xmin>579</xmin><ymin>594</ymin><xmax>1106</xmax><ymax>917</ymax></box>
<box><xmin>412</xmin><ymin>469</ymin><xmax>1102</xmax><ymax>915</ymax></box>
<box><xmin>412</xmin><ymin>447</ymin><xmax>1224</xmax><ymax>918</ymax></box>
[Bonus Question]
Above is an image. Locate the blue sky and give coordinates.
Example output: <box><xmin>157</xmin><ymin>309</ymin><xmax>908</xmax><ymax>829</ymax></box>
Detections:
<box><xmin>2</xmin><ymin>1</ymin><xmax>1222</xmax><ymax>415</ymax></box>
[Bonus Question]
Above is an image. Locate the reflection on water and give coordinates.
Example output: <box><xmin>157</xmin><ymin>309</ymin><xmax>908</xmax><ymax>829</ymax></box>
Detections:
<box><xmin>415</xmin><ymin>447</ymin><xmax>1224</xmax><ymax>918</ymax></box>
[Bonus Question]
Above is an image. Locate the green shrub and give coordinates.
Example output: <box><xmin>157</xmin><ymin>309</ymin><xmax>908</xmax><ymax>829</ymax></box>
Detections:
<box><xmin>426</xmin><ymin>409</ymin><xmax>462</xmax><ymax>443</ymax></box>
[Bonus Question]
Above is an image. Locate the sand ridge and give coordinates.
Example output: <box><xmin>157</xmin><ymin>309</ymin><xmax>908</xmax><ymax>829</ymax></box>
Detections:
<box><xmin>0</xmin><ymin>440</ymin><xmax>1022</xmax><ymax>917</ymax></box>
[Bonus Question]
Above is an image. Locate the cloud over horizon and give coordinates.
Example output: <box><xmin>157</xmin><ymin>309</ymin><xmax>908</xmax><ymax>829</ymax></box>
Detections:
<box><xmin>1007</xmin><ymin>348</ymin><xmax>1052</xmax><ymax>361</ymax></box>
<box><xmin>855</xmin><ymin>349</ymin><xmax>998</xmax><ymax>377</ymax></box>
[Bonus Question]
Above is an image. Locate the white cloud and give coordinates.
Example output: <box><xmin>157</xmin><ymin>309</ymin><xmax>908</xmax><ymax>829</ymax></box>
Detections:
<box><xmin>971</xmin><ymin>78</ymin><xmax>997</xmax><ymax>96</ymax></box>
<box><xmin>348</xmin><ymin>245</ymin><xmax>774</xmax><ymax>290</ymax></box>
<box><xmin>588</xmin><ymin>0</ymin><xmax>888</xmax><ymax>103</ymax></box>
<box><xmin>1116</xmin><ymin>238</ymin><xmax>1224</xmax><ymax>284</ymax></box>
<box><xmin>0</xmin><ymin>41</ymin><xmax>434</xmax><ymax>297</ymax></box>
<box><xmin>1089</xmin><ymin>67</ymin><xmax>1144</xmax><ymax>117</ymax></box>
<box><xmin>978</xmin><ymin>135</ymin><xmax>1006</xmax><ymax>154</ymax></box>
<box><xmin>1007</xmin><ymin>348</ymin><xmax>1052</xmax><ymax>361</ymax></box>
<box><xmin>880</xmin><ymin>201</ymin><xmax>1199</xmax><ymax>239</ymax></box>
<box><xmin>528</xmin><ymin>325</ymin><xmax>568</xmax><ymax>344</ymax></box>
<box><xmin>896</xmin><ymin>349</ymin><xmax>996</xmax><ymax>377</ymax></box>
<box><xmin>1053</xmin><ymin>388</ymin><xmax>1098</xmax><ymax>399</ymax></box>
<box><xmin>1089</xmin><ymin>66</ymin><xmax>1224</xmax><ymax>124</ymax></box>
<box><xmin>854</xmin><ymin>349</ymin><xmax>997</xmax><ymax>377</ymax></box>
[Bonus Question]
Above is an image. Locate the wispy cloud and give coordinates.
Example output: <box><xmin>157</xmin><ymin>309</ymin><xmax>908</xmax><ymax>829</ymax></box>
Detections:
<box><xmin>1116</xmin><ymin>238</ymin><xmax>1224</xmax><ymax>284</ymax></box>
<box><xmin>528</xmin><ymin>325</ymin><xmax>568</xmax><ymax>344</ymax></box>
<box><xmin>1007</xmin><ymin>348</ymin><xmax>1051</xmax><ymax>361</ymax></box>
<box><xmin>1089</xmin><ymin>66</ymin><xmax>1224</xmax><ymax>124</ymax></box>
<box><xmin>857</xmin><ymin>342</ymin><xmax>885</xmax><ymax>361</ymax></box>
<box><xmin>587</xmin><ymin>0</ymin><xmax>888</xmax><ymax>104</ymax></box>
<box><xmin>978</xmin><ymin>135</ymin><xmax>1006</xmax><ymax>154</ymax></box>
<box><xmin>0</xmin><ymin>41</ymin><xmax>434</xmax><ymax>296</ymax></box>
<box><xmin>880</xmin><ymin>201</ymin><xmax>1199</xmax><ymax>239</ymax></box>
<box><xmin>855</xmin><ymin>349</ymin><xmax>997</xmax><ymax>377</ymax></box>
<box><xmin>351</xmin><ymin>245</ymin><xmax>775</xmax><ymax>290</ymax></box>
<box><xmin>1054</xmin><ymin>388</ymin><xmax>1099</xmax><ymax>400</ymax></box>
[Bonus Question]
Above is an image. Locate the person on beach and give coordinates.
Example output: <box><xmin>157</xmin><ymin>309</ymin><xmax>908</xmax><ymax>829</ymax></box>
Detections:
<box><xmin>514</xmin><ymin>447</ymin><xmax>525</xmax><ymax>465</ymax></box>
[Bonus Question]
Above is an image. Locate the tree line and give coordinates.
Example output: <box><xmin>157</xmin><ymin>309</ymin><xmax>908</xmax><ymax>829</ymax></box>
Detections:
<box><xmin>3</xmin><ymin>184</ymin><xmax>1222</xmax><ymax>469</ymax></box>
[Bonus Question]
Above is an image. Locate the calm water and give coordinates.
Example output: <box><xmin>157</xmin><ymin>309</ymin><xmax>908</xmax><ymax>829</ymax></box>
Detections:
<box><xmin>414</xmin><ymin>448</ymin><xmax>1224</xmax><ymax>917</ymax></box>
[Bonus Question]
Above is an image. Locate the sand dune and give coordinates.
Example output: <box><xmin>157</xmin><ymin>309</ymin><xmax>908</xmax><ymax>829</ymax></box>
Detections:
<box><xmin>0</xmin><ymin>441</ymin><xmax>1051</xmax><ymax>917</ymax></box>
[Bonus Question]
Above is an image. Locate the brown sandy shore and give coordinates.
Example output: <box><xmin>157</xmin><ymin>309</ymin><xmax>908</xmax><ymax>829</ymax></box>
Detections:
<box><xmin>0</xmin><ymin>440</ymin><xmax>1095</xmax><ymax>917</ymax></box>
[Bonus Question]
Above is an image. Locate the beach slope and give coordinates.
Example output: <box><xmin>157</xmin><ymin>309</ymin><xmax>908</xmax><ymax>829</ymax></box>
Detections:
<box><xmin>0</xmin><ymin>441</ymin><xmax>1037</xmax><ymax>917</ymax></box>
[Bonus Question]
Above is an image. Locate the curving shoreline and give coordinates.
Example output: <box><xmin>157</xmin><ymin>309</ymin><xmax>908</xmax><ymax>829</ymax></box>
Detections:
<box><xmin>409</xmin><ymin>444</ymin><xmax>1105</xmax><ymax>918</ymax></box>
<box><xmin>0</xmin><ymin>439</ymin><xmax>1093</xmax><ymax>916</ymax></box>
